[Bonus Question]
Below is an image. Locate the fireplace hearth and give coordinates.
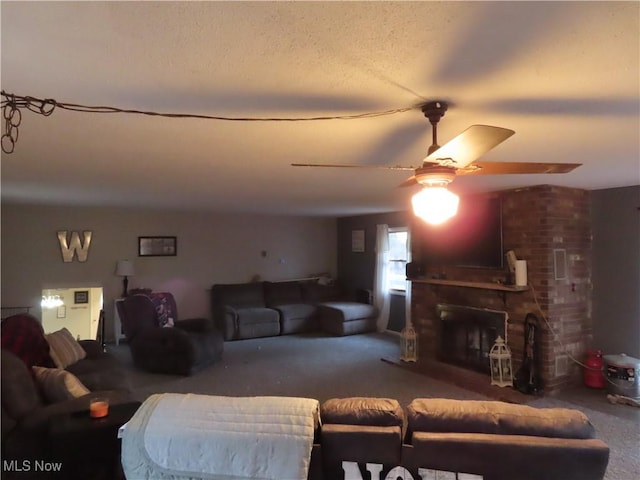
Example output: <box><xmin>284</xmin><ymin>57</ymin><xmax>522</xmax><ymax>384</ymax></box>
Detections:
<box><xmin>436</xmin><ymin>304</ymin><xmax>507</xmax><ymax>375</ymax></box>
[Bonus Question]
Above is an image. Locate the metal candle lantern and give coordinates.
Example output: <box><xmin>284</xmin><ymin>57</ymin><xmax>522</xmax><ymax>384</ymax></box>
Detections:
<box><xmin>400</xmin><ymin>325</ymin><xmax>418</xmax><ymax>362</ymax></box>
<box><xmin>490</xmin><ymin>336</ymin><xmax>513</xmax><ymax>387</ymax></box>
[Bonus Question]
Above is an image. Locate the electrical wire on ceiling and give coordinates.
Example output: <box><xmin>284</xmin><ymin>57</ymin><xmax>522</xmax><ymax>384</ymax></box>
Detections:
<box><xmin>0</xmin><ymin>90</ymin><xmax>417</xmax><ymax>155</ymax></box>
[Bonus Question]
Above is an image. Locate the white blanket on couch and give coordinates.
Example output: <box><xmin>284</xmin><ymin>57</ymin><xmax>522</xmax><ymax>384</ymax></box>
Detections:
<box><xmin>121</xmin><ymin>393</ymin><xmax>319</xmax><ymax>480</ymax></box>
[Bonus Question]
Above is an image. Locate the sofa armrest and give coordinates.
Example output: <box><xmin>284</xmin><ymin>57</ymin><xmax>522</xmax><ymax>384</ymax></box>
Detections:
<box><xmin>133</xmin><ymin>327</ymin><xmax>193</xmax><ymax>352</ymax></box>
<box><xmin>19</xmin><ymin>391</ymin><xmax>137</xmax><ymax>438</ymax></box>
<box><xmin>4</xmin><ymin>391</ymin><xmax>139</xmax><ymax>462</ymax></box>
<box><xmin>175</xmin><ymin>317</ymin><xmax>214</xmax><ymax>333</ymax></box>
<box><xmin>355</xmin><ymin>289</ymin><xmax>373</xmax><ymax>304</ymax></box>
<box><xmin>78</xmin><ymin>339</ymin><xmax>103</xmax><ymax>358</ymax></box>
<box><xmin>221</xmin><ymin>306</ymin><xmax>239</xmax><ymax>340</ymax></box>
<box><xmin>224</xmin><ymin>305</ymin><xmax>238</xmax><ymax>318</ymax></box>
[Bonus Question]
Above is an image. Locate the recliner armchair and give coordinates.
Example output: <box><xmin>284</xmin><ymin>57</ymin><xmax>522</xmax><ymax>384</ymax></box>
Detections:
<box><xmin>118</xmin><ymin>292</ymin><xmax>223</xmax><ymax>375</ymax></box>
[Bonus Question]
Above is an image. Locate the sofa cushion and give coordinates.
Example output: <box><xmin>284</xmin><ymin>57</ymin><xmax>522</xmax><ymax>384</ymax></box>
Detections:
<box><xmin>213</xmin><ymin>282</ymin><xmax>266</xmax><ymax>308</ymax></box>
<box><xmin>236</xmin><ymin>308</ymin><xmax>281</xmax><ymax>339</ymax></box>
<box><xmin>274</xmin><ymin>303</ymin><xmax>318</xmax><ymax>322</ymax></box>
<box><xmin>46</xmin><ymin>327</ymin><xmax>87</xmax><ymax>368</ymax></box>
<box><xmin>318</xmin><ymin>302</ymin><xmax>377</xmax><ymax>322</ymax></box>
<box><xmin>321</xmin><ymin>397</ymin><xmax>404</xmax><ymax>427</ymax></box>
<box><xmin>301</xmin><ymin>282</ymin><xmax>342</xmax><ymax>303</ymax></box>
<box><xmin>235</xmin><ymin>307</ymin><xmax>280</xmax><ymax>325</ymax></box>
<box><xmin>1</xmin><ymin>349</ymin><xmax>44</xmax><ymax>420</ymax></box>
<box><xmin>32</xmin><ymin>366</ymin><xmax>90</xmax><ymax>403</ymax></box>
<box><xmin>406</xmin><ymin>398</ymin><xmax>596</xmax><ymax>439</ymax></box>
<box><xmin>264</xmin><ymin>281</ymin><xmax>303</xmax><ymax>306</ymax></box>
<box><xmin>65</xmin><ymin>355</ymin><xmax>131</xmax><ymax>391</ymax></box>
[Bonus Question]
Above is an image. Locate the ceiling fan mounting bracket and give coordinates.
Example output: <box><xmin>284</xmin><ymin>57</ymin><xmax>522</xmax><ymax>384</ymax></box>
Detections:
<box><xmin>420</xmin><ymin>101</ymin><xmax>449</xmax><ymax>155</ymax></box>
<box><xmin>420</xmin><ymin>101</ymin><xmax>449</xmax><ymax>126</ymax></box>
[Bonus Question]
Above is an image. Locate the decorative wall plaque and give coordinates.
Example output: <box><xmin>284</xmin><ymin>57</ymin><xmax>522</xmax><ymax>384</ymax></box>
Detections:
<box><xmin>57</xmin><ymin>230</ymin><xmax>92</xmax><ymax>262</ymax></box>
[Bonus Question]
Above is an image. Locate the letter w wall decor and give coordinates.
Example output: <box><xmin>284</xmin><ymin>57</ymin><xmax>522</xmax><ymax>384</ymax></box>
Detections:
<box><xmin>57</xmin><ymin>230</ymin><xmax>92</xmax><ymax>263</ymax></box>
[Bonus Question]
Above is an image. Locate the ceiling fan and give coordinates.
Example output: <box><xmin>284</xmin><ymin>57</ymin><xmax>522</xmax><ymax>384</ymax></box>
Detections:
<box><xmin>292</xmin><ymin>101</ymin><xmax>581</xmax><ymax>224</ymax></box>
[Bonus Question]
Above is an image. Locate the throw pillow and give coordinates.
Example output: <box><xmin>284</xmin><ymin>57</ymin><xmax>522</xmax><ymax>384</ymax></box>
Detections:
<box><xmin>0</xmin><ymin>313</ymin><xmax>56</xmax><ymax>369</ymax></box>
<box><xmin>32</xmin><ymin>366</ymin><xmax>90</xmax><ymax>403</ymax></box>
<box><xmin>45</xmin><ymin>327</ymin><xmax>87</xmax><ymax>368</ymax></box>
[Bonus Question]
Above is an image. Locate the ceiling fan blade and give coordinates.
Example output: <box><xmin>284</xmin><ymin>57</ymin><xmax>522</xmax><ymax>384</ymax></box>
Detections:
<box><xmin>291</xmin><ymin>163</ymin><xmax>415</xmax><ymax>170</ymax></box>
<box><xmin>457</xmin><ymin>161</ymin><xmax>582</xmax><ymax>175</ymax></box>
<box><xmin>424</xmin><ymin>125</ymin><xmax>515</xmax><ymax>168</ymax></box>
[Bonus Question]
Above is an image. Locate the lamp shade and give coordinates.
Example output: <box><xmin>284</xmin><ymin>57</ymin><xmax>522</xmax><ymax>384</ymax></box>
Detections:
<box><xmin>412</xmin><ymin>186</ymin><xmax>459</xmax><ymax>225</ymax></box>
<box><xmin>115</xmin><ymin>260</ymin><xmax>135</xmax><ymax>277</ymax></box>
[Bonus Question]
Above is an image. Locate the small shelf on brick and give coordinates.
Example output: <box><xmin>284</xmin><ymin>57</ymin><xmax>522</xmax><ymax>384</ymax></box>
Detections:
<box><xmin>409</xmin><ymin>278</ymin><xmax>529</xmax><ymax>293</ymax></box>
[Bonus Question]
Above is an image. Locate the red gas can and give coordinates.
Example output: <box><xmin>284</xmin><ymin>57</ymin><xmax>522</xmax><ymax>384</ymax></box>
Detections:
<box><xmin>584</xmin><ymin>349</ymin><xmax>605</xmax><ymax>389</ymax></box>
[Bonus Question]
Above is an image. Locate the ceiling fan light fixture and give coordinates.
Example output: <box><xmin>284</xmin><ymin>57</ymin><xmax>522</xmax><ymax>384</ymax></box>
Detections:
<box><xmin>412</xmin><ymin>184</ymin><xmax>459</xmax><ymax>225</ymax></box>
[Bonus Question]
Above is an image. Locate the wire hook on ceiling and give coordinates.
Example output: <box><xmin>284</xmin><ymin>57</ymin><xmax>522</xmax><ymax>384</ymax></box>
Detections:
<box><xmin>0</xmin><ymin>90</ymin><xmax>418</xmax><ymax>155</ymax></box>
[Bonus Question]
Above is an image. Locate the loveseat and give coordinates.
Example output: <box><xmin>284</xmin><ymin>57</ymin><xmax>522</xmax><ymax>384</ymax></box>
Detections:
<box><xmin>211</xmin><ymin>279</ymin><xmax>378</xmax><ymax>341</ymax></box>
<box><xmin>120</xmin><ymin>394</ymin><xmax>610</xmax><ymax>480</ymax></box>
<box><xmin>1</xmin><ymin>314</ymin><xmax>140</xmax><ymax>479</ymax></box>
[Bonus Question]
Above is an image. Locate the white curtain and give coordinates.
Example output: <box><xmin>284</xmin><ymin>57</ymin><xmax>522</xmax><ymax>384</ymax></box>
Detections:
<box><xmin>374</xmin><ymin>224</ymin><xmax>390</xmax><ymax>331</ymax></box>
<box><xmin>404</xmin><ymin>228</ymin><xmax>413</xmax><ymax>328</ymax></box>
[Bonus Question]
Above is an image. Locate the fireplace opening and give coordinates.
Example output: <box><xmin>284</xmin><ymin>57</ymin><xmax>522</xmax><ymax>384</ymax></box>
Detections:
<box><xmin>436</xmin><ymin>304</ymin><xmax>507</xmax><ymax>375</ymax></box>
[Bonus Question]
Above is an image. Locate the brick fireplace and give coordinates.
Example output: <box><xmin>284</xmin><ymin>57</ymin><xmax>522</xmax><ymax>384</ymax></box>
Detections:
<box><xmin>409</xmin><ymin>185</ymin><xmax>592</xmax><ymax>393</ymax></box>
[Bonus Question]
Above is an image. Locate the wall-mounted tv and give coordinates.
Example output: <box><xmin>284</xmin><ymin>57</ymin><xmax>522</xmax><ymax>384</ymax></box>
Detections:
<box><xmin>412</xmin><ymin>194</ymin><xmax>504</xmax><ymax>269</ymax></box>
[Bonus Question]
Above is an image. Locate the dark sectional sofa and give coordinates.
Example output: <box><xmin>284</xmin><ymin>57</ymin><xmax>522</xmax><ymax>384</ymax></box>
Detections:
<box><xmin>211</xmin><ymin>280</ymin><xmax>378</xmax><ymax>340</ymax></box>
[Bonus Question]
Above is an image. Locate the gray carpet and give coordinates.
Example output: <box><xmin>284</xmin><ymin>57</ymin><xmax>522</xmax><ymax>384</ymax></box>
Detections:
<box><xmin>109</xmin><ymin>332</ymin><xmax>639</xmax><ymax>480</ymax></box>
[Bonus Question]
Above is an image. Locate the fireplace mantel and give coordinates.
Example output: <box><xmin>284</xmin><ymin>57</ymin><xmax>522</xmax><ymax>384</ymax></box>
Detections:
<box><xmin>410</xmin><ymin>278</ymin><xmax>529</xmax><ymax>305</ymax></box>
<box><xmin>410</xmin><ymin>278</ymin><xmax>529</xmax><ymax>292</ymax></box>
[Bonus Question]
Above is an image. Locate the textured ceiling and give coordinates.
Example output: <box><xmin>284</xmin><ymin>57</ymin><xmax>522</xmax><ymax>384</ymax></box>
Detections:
<box><xmin>1</xmin><ymin>1</ymin><xmax>639</xmax><ymax>216</ymax></box>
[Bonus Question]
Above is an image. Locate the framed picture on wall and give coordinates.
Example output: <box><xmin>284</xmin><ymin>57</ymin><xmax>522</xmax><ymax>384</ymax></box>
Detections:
<box><xmin>352</xmin><ymin>230</ymin><xmax>365</xmax><ymax>252</ymax></box>
<box><xmin>138</xmin><ymin>236</ymin><xmax>177</xmax><ymax>257</ymax></box>
<box><xmin>74</xmin><ymin>290</ymin><xmax>89</xmax><ymax>304</ymax></box>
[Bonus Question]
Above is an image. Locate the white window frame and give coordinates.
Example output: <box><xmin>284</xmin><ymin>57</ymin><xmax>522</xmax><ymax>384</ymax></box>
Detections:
<box><xmin>388</xmin><ymin>227</ymin><xmax>409</xmax><ymax>295</ymax></box>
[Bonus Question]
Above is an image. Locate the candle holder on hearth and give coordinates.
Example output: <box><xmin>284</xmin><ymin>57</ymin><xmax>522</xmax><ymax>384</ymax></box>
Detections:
<box><xmin>489</xmin><ymin>336</ymin><xmax>513</xmax><ymax>387</ymax></box>
<box><xmin>400</xmin><ymin>325</ymin><xmax>418</xmax><ymax>362</ymax></box>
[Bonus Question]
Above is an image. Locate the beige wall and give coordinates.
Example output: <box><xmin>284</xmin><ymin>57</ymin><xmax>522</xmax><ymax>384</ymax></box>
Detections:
<box><xmin>1</xmin><ymin>203</ymin><xmax>337</xmax><ymax>340</ymax></box>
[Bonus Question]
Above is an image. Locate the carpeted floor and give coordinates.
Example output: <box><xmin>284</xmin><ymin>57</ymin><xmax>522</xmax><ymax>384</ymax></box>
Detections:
<box><xmin>109</xmin><ymin>332</ymin><xmax>639</xmax><ymax>480</ymax></box>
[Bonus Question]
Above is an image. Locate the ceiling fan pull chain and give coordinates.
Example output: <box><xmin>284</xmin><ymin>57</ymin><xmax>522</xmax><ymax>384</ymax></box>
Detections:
<box><xmin>1</xmin><ymin>94</ymin><xmax>21</xmax><ymax>154</ymax></box>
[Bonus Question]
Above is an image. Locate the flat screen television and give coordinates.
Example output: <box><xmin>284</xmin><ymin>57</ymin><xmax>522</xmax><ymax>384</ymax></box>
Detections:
<box><xmin>412</xmin><ymin>193</ymin><xmax>504</xmax><ymax>269</ymax></box>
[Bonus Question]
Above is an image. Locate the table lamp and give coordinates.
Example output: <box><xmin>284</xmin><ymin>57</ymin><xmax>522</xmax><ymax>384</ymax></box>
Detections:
<box><xmin>115</xmin><ymin>260</ymin><xmax>135</xmax><ymax>297</ymax></box>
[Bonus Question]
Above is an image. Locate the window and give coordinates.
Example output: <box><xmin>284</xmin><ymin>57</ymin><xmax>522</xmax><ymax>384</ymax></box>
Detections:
<box><xmin>388</xmin><ymin>228</ymin><xmax>409</xmax><ymax>292</ymax></box>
